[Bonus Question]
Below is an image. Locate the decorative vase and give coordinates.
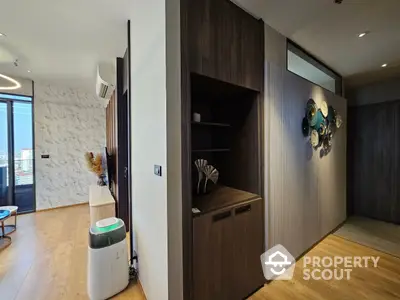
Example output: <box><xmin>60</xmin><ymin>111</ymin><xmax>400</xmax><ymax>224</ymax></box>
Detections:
<box><xmin>97</xmin><ymin>174</ymin><xmax>107</xmax><ymax>186</ymax></box>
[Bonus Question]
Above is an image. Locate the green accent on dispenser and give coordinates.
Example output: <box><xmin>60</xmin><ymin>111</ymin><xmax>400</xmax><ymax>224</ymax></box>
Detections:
<box><xmin>96</xmin><ymin>222</ymin><xmax>120</xmax><ymax>233</ymax></box>
<box><xmin>91</xmin><ymin>218</ymin><xmax>124</xmax><ymax>235</ymax></box>
<box><xmin>89</xmin><ymin>218</ymin><xmax>126</xmax><ymax>249</ymax></box>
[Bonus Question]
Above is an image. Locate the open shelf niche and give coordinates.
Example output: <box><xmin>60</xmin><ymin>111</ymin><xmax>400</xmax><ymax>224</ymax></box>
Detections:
<box><xmin>190</xmin><ymin>73</ymin><xmax>262</xmax><ymax>200</ymax></box>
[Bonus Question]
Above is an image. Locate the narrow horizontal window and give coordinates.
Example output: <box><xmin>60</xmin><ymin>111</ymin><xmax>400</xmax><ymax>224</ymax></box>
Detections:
<box><xmin>287</xmin><ymin>40</ymin><xmax>342</xmax><ymax>95</ymax></box>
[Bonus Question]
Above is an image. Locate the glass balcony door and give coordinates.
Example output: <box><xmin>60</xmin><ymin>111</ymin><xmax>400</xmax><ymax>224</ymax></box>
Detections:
<box><xmin>13</xmin><ymin>102</ymin><xmax>34</xmax><ymax>212</ymax></box>
<box><xmin>0</xmin><ymin>95</ymin><xmax>35</xmax><ymax>212</ymax></box>
<box><xmin>0</xmin><ymin>101</ymin><xmax>11</xmax><ymax>206</ymax></box>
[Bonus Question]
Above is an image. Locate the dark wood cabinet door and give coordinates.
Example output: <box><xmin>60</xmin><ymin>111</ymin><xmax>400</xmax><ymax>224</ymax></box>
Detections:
<box><xmin>193</xmin><ymin>209</ymin><xmax>234</xmax><ymax>300</ymax></box>
<box><xmin>232</xmin><ymin>199</ymin><xmax>265</xmax><ymax>298</ymax></box>
<box><xmin>188</xmin><ymin>0</ymin><xmax>264</xmax><ymax>91</ymax></box>
<box><xmin>238</xmin><ymin>12</ymin><xmax>264</xmax><ymax>92</ymax></box>
<box><xmin>192</xmin><ymin>199</ymin><xmax>265</xmax><ymax>300</ymax></box>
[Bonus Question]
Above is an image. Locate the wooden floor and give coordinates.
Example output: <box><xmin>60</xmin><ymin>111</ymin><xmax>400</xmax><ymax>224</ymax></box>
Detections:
<box><xmin>0</xmin><ymin>204</ymin><xmax>146</xmax><ymax>300</ymax></box>
<box><xmin>2</xmin><ymin>205</ymin><xmax>400</xmax><ymax>300</ymax></box>
<box><xmin>251</xmin><ymin>235</ymin><xmax>400</xmax><ymax>300</ymax></box>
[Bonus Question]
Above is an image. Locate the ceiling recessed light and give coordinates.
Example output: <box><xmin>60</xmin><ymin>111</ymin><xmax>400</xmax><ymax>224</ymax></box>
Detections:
<box><xmin>0</xmin><ymin>32</ymin><xmax>5</xmax><ymax>37</ymax></box>
<box><xmin>358</xmin><ymin>31</ymin><xmax>370</xmax><ymax>38</ymax></box>
<box><xmin>382</xmin><ymin>63</ymin><xmax>388</xmax><ymax>68</ymax></box>
<box><xmin>27</xmin><ymin>70</ymin><xmax>31</xmax><ymax>73</ymax></box>
<box><xmin>0</xmin><ymin>74</ymin><xmax>21</xmax><ymax>90</ymax></box>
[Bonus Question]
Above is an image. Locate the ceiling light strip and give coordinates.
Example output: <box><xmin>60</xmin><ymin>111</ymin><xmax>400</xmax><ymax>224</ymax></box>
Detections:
<box><xmin>0</xmin><ymin>74</ymin><xmax>21</xmax><ymax>90</ymax></box>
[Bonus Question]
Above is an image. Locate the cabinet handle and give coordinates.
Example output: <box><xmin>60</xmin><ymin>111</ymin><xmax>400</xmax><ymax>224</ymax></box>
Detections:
<box><xmin>212</xmin><ymin>211</ymin><xmax>231</xmax><ymax>222</ymax></box>
<box><xmin>235</xmin><ymin>204</ymin><xmax>251</xmax><ymax>215</ymax></box>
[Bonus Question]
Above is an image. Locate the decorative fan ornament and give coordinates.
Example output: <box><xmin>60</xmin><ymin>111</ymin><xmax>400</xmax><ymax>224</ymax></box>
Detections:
<box><xmin>194</xmin><ymin>159</ymin><xmax>208</xmax><ymax>194</ymax></box>
<box><xmin>194</xmin><ymin>159</ymin><xmax>208</xmax><ymax>170</ymax></box>
<box><xmin>203</xmin><ymin>165</ymin><xmax>219</xmax><ymax>194</ymax></box>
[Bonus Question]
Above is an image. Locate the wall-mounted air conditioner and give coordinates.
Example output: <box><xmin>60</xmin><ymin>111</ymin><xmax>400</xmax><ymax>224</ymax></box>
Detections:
<box><xmin>96</xmin><ymin>62</ymin><xmax>116</xmax><ymax>101</ymax></box>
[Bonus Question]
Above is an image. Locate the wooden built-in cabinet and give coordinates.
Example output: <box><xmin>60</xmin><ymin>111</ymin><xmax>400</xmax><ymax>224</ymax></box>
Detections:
<box><xmin>193</xmin><ymin>189</ymin><xmax>264</xmax><ymax>300</ymax></box>
<box><xmin>188</xmin><ymin>0</ymin><xmax>264</xmax><ymax>92</ymax></box>
<box><xmin>180</xmin><ymin>0</ymin><xmax>265</xmax><ymax>298</ymax></box>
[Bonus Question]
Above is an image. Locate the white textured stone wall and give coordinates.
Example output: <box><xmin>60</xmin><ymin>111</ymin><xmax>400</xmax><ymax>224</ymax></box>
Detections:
<box><xmin>34</xmin><ymin>82</ymin><xmax>106</xmax><ymax>210</ymax></box>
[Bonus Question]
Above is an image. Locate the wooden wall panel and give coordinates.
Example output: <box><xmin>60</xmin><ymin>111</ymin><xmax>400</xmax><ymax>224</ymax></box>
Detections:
<box><xmin>266</xmin><ymin>62</ymin><xmax>347</xmax><ymax>258</ymax></box>
<box><xmin>348</xmin><ymin>100</ymin><xmax>400</xmax><ymax>224</ymax></box>
<box><xmin>106</xmin><ymin>91</ymin><xmax>118</xmax><ymax>199</ymax></box>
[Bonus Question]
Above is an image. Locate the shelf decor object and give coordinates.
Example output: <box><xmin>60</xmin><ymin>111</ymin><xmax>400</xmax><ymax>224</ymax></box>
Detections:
<box><xmin>85</xmin><ymin>152</ymin><xmax>107</xmax><ymax>186</ymax></box>
<box><xmin>303</xmin><ymin>98</ymin><xmax>342</xmax><ymax>156</ymax></box>
<box><xmin>194</xmin><ymin>159</ymin><xmax>219</xmax><ymax>195</ymax></box>
<box><xmin>193</xmin><ymin>112</ymin><xmax>201</xmax><ymax>122</ymax></box>
<box><xmin>203</xmin><ymin>165</ymin><xmax>219</xmax><ymax>194</ymax></box>
<box><xmin>194</xmin><ymin>159</ymin><xmax>208</xmax><ymax>194</ymax></box>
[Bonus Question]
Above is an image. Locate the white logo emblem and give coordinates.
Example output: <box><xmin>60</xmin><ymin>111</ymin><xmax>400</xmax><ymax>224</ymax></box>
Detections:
<box><xmin>260</xmin><ymin>244</ymin><xmax>295</xmax><ymax>280</ymax></box>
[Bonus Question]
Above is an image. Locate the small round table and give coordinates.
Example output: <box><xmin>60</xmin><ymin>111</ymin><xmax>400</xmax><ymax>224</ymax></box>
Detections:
<box><xmin>0</xmin><ymin>210</ymin><xmax>11</xmax><ymax>249</ymax></box>
<box><xmin>0</xmin><ymin>206</ymin><xmax>18</xmax><ymax>234</ymax></box>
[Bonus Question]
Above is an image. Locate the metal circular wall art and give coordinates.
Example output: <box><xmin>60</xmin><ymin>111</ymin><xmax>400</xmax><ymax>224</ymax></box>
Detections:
<box><xmin>307</xmin><ymin>99</ymin><xmax>318</xmax><ymax>127</ymax></box>
<box><xmin>320</xmin><ymin>100</ymin><xmax>328</xmax><ymax>117</ymax></box>
<box><xmin>303</xmin><ymin>98</ymin><xmax>343</xmax><ymax>156</ymax></box>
